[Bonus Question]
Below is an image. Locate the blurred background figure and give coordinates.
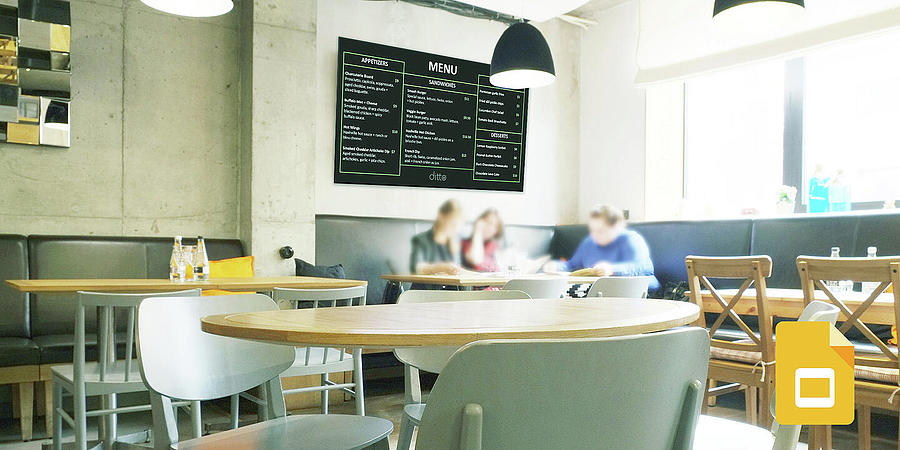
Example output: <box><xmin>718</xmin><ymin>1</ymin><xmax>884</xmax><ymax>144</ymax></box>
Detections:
<box><xmin>410</xmin><ymin>199</ymin><xmax>463</xmax><ymax>275</ymax></box>
<box><xmin>545</xmin><ymin>204</ymin><xmax>658</xmax><ymax>289</ymax></box>
<box><xmin>462</xmin><ymin>207</ymin><xmax>504</xmax><ymax>272</ymax></box>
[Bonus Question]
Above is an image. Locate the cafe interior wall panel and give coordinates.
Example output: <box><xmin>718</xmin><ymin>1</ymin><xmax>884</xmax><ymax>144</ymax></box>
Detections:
<box><xmin>578</xmin><ymin>1</ymin><xmax>647</xmax><ymax>221</ymax></box>
<box><xmin>314</xmin><ymin>0</ymin><xmax>581</xmax><ymax>227</ymax></box>
<box><xmin>0</xmin><ymin>0</ymin><xmax>241</xmax><ymax>239</ymax></box>
<box><xmin>0</xmin><ymin>0</ymin><xmax>122</xmax><ymax>235</ymax></box>
<box><xmin>239</xmin><ymin>0</ymin><xmax>318</xmax><ymax>275</ymax></box>
<box><xmin>122</xmin><ymin>5</ymin><xmax>239</xmax><ymax>239</ymax></box>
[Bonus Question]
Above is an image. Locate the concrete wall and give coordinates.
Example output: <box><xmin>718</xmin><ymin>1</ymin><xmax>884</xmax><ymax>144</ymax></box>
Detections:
<box><xmin>0</xmin><ymin>0</ymin><xmax>241</xmax><ymax>238</ymax></box>
<box><xmin>577</xmin><ymin>0</ymin><xmax>646</xmax><ymax>221</ymax></box>
<box><xmin>240</xmin><ymin>0</ymin><xmax>318</xmax><ymax>275</ymax></box>
<box><xmin>314</xmin><ymin>0</ymin><xmax>582</xmax><ymax>227</ymax></box>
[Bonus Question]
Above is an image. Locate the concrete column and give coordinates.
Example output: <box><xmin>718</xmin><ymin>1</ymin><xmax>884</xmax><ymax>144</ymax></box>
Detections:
<box><xmin>240</xmin><ymin>0</ymin><xmax>317</xmax><ymax>275</ymax></box>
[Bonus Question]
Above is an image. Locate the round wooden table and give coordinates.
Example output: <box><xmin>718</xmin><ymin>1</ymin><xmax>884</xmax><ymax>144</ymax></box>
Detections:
<box><xmin>201</xmin><ymin>298</ymin><xmax>700</xmax><ymax>348</ymax></box>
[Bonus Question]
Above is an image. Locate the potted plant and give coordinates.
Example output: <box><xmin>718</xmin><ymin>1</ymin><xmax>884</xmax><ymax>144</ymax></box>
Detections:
<box><xmin>776</xmin><ymin>185</ymin><xmax>798</xmax><ymax>215</ymax></box>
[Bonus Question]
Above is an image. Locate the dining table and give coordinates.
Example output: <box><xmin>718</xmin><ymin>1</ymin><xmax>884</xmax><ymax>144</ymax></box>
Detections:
<box><xmin>201</xmin><ymin>297</ymin><xmax>701</xmax><ymax>348</ymax></box>
<box><xmin>382</xmin><ymin>272</ymin><xmax>600</xmax><ymax>289</ymax></box>
<box><xmin>5</xmin><ymin>276</ymin><xmax>366</xmax><ymax>293</ymax></box>
<box><xmin>698</xmin><ymin>288</ymin><xmax>896</xmax><ymax>324</ymax></box>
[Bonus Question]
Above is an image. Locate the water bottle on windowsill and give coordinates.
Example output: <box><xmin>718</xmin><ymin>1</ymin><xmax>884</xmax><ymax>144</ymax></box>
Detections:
<box><xmin>862</xmin><ymin>246</ymin><xmax>879</xmax><ymax>295</ymax></box>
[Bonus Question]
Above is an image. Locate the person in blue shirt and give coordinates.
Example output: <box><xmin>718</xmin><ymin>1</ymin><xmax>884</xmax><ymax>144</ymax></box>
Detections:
<box><xmin>545</xmin><ymin>204</ymin><xmax>659</xmax><ymax>290</ymax></box>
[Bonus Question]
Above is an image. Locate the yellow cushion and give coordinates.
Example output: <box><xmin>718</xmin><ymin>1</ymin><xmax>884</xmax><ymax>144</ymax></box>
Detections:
<box><xmin>209</xmin><ymin>256</ymin><xmax>255</xmax><ymax>278</ymax></box>
<box><xmin>202</xmin><ymin>256</ymin><xmax>255</xmax><ymax>296</ymax></box>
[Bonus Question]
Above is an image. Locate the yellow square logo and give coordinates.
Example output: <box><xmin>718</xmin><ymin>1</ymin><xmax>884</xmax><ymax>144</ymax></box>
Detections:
<box><xmin>775</xmin><ymin>321</ymin><xmax>854</xmax><ymax>425</ymax></box>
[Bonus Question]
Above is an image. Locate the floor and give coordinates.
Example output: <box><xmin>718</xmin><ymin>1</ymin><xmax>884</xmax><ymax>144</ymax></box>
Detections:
<box><xmin>0</xmin><ymin>383</ymin><xmax>895</xmax><ymax>449</ymax></box>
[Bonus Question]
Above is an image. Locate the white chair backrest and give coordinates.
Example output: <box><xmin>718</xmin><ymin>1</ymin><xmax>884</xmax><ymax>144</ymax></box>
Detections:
<box><xmin>416</xmin><ymin>327</ymin><xmax>710</xmax><ymax>450</ymax></box>
<box><xmin>797</xmin><ymin>300</ymin><xmax>840</xmax><ymax>323</ymax></box>
<box><xmin>502</xmin><ymin>277</ymin><xmax>568</xmax><ymax>299</ymax></box>
<box><xmin>394</xmin><ymin>289</ymin><xmax>531</xmax><ymax>374</ymax></box>
<box><xmin>76</xmin><ymin>289</ymin><xmax>201</xmax><ymax>382</ymax></box>
<box><xmin>586</xmin><ymin>276</ymin><xmax>652</xmax><ymax>299</ymax></box>
<box><xmin>137</xmin><ymin>294</ymin><xmax>295</xmax><ymax>401</ymax></box>
<box><xmin>769</xmin><ymin>300</ymin><xmax>841</xmax><ymax>450</ymax></box>
<box><xmin>272</xmin><ymin>286</ymin><xmax>367</xmax><ymax>366</ymax></box>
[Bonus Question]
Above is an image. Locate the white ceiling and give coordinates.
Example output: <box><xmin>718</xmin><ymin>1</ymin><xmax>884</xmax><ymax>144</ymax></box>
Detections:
<box><xmin>570</xmin><ymin>0</ymin><xmax>632</xmax><ymax>18</ymax></box>
<box><xmin>456</xmin><ymin>0</ymin><xmax>592</xmax><ymax>22</ymax></box>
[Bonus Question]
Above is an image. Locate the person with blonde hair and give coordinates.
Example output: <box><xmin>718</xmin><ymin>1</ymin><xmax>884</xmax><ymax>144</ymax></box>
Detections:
<box><xmin>410</xmin><ymin>199</ymin><xmax>463</xmax><ymax>275</ymax></box>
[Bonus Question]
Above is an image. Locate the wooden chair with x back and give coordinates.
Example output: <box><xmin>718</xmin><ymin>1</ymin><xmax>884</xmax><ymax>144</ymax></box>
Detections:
<box><xmin>686</xmin><ymin>255</ymin><xmax>775</xmax><ymax>428</ymax></box>
<box><xmin>797</xmin><ymin>255</ymin><xmax>900</xmax><ymax>450</ymax></box>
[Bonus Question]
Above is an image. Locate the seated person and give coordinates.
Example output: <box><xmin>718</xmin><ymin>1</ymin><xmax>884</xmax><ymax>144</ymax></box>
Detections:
<box><xmin>545</xmin><ymin>204</ymin><xmax>659</xmax><ymax>290</ymax></box>
<box><xmin>410</xmin><ymin>199</ymin><xmax>463</xmax><ymax>276</ymax></box>
<box><xmin>462</xmin><ymin>207</ymin><xmax>504</xmax><ymax>272</ymax></box>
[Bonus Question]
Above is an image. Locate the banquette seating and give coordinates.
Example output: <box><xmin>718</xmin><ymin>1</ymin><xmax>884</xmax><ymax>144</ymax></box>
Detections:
<box><xmin>0</xmin><ymin>235</ymin><xmax>243</xmax><ymax>440</ymax></box>
<box><xmin>317</xmin><ymin>212</ymin><xmax>900</xmax><ymax>301</ymax></box>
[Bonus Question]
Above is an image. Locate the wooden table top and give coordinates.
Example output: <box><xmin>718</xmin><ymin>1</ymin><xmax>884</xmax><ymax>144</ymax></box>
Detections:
<box><xmin>5</xmin><ymin>276</ymin><xmax>367</xmax><ymax>293</ymax></box>
<box><xmin>201</xmin><ymin>298</ymin><xmax>700</xmax><ymax>348</ymax></box>
<box><xmin>699</xmin><ymin>288</ymin><xmax>895</xmax><ymax>324</ymax></box>
<box><xmin>382</xmin><ymin>273</ymin><xmax>600</xmax><ymax>287</ymax></box>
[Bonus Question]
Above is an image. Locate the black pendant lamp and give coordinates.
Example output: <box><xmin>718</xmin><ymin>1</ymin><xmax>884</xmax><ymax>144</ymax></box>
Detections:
<box><xmin>490</xmin><ymin>21</ymin><xmax>556</xmax><ymax>89</ymax></box>
<box><xmin>714</xmin><ymin>0</ymin><xmax>804</xmax><ymax>17</ymax></box>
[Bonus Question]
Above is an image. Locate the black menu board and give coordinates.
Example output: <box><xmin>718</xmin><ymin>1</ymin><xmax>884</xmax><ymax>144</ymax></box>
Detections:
<box><xmin>334</xmin><ymin>37</ymin><xmax>528</xmax><ymax>192</ymax></box>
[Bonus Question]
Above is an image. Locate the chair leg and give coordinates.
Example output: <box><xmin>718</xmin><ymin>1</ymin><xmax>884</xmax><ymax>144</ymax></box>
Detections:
<box><xmin>52</xmin><ymin>381</ymin><xmax>62</xmax><ymax>450</ymax></box>
<box><xmin>190</xmin><ymin>401</ymin><xmax>202</xmax><ymax>438</ymax></box>
<box><xmin>320</xmin><ymin>373</ymin><xmax>329</xmax><ymax>414</ymax></box>
<box><xmin>856</xmin><ymin>405</ymin><xmax>870</xmax><ymax>450</ymax></box>
<box><xmin>745</xmin><ymin>386</ymin><xmax>757</xmax><ymax>426</ymax></box>
<box><xmin>701</xmin><ymin>379</ymin><xmax>712</xmax><ymax>414</ymax></box>
<box><xmin>44</xmin><ymin>381</ymin><xmax>53</xmax><ymax>437</ymax></box>
<box><xmin>397</xmin><ymin>413</ymin><xmax>415</xmax><ymax>450</ymax></box>
<box><xmin>230</xmin><ymin>394</ymin><xmax>239</xmax><ymax>429</ymax></box>
<box><xmin>353</xmin><ymin>348</ymin><xmax>365</xmax><ymax>416</ymax></box>
<box><xmin>759</xmin><ymin>382</ymin><xmax>773</xmax><ymax>429</ymax></box>
<box><xmin>706</xmin><ymin>379</ymin><xmax>717</xmax><ymax>407</ymax></box>
<box><xmin>18</xmin><ymin>382</ymin><xmax>33</xmax><ymax>441</ymax></box>
<box><xmin>104</xmin><ymin>393</ymin><xmax>117</xmax><ymax>446</ymax></box>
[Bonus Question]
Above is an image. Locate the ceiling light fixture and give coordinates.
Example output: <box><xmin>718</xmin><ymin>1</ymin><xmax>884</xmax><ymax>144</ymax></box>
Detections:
<box><xmin>490</xmin><ymin>21</ymin><xmax>556</xmax><ymax>89</ymax></box>
<box><xmin>140</xmin><ymin>0</ymin><xmax>234</xmax><ymax>18</ymax></box>
<box><xmin>713</xmin><ymin>0</ymin><xmax>804</xmax><ymax>18</ymax></box>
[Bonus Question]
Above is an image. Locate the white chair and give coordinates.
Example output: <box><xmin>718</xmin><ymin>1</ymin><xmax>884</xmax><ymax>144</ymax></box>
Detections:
<box><xmin>137</xmin><ymin>293</ymin><xmax>393</xmax><ymax>450</ymax></box>
<box><xmin>693</xmin><ymin>301</ymin><xmax>841</xmax><ymax>450</ymax></box>
<box><xmin>502</xmin><ymin>277</ymin><xmax>567</xmax><ymax>298</ymax></box>
<box><xmin>52</xmin><ymin>289</ymin><xmax>201</xmax><ymax>450</ymax></box>
<box><xmin>415</xmin><ymin>327</ymin><xmax>710</xmax><ymax>449</ymax></box>
<box><xmin>393</xmin><ymin>289</ymin><xmax>531</xmax><ymax>450</ymax></box>
<box><xmin>586</xmin><ymin>276</ymin><xmax>652</xmax><ymax>298</ymax></box>
<box><xmin>272</xmin><ymin>286</ymin><xmax>367</xmax><ymax>415</ymax></box>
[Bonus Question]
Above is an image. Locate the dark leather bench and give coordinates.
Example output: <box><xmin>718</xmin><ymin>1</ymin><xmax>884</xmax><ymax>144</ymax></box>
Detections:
<box><xmin>315</xmin><ymin>215</ymin><xmax>554</xmax><ymax>304</ymax></box>
<box><xmin>0</xmin><ymin>235</ymin><xmax>38</xmax><ymax>440</ymax></box>
<box><xmin>0</xmin><ymin>234</ymin><xmax>243</xmax><ymax>441</ymax></box>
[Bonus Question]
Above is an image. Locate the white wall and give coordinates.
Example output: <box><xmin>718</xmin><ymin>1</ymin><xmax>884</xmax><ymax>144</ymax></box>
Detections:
<box><xmin>577</xmin><ymin>0</ymin><xmax>646</xmax><ymax>221</ymax></box>
<box><xmin>314</xmin><ymin>0</ymin><xmax>581</xmax><ymax>226</ymax></box>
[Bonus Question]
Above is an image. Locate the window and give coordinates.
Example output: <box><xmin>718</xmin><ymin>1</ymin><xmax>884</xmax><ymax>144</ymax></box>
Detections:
<box><xmin>684</xmin><ymin>61</ymin><xmax>785</xmax><ymax>217</ymax></box>
<box><xmin>680</xmin><ymin>28</ymin><xmax>900</xmax><ymax>219</ymax></box>
<box><xmin>804</xmin><ymin>31</ymin><xmax>900</xmax><ymax>207</ymax></box>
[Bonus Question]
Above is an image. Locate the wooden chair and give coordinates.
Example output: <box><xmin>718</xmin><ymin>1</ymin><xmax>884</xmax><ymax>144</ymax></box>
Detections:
<box><xmin>137</xmin><ymin>293</ymin><xmax>392</xmax><ymax>450</ymax></box>
<box><xmin>685</xmin><ymin>255</ymin><xmax>775</xmax><ymax>428</ymax></box>
<box><xmin>414</xmin><ymin>327</ymin><xmax>710</xmax><ymax>449</ymax></box>
<box><xmin>392</xmin><ymin>289</ymin><xmax>532</xmax><ymax>450</ymax></box>
<box><xmin>796</xmin><ymin>255</ymin><xmax>900</xmax><ymax>450</ymax></box>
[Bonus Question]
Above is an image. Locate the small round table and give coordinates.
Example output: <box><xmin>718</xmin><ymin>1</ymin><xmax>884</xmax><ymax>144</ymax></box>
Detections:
<box><xmin>201</xmin><ymin>298</ymin><xmax>700</xmax><ymax>347</ymax></box>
